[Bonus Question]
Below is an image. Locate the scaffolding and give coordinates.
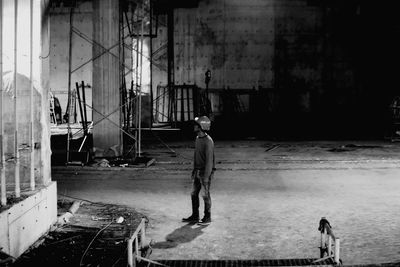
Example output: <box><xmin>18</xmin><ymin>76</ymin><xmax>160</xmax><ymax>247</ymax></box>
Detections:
<box><xmin>59</xmin><ymin>0</ymin><xmax>156</xmax><ymax>163</ymax></box>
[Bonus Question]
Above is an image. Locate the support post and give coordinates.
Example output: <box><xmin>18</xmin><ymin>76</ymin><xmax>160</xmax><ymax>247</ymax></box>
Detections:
<box><xmin>138</xmin><ymin>3</ymin><xmax>144</xmax><ymax>157</ymax></box>
<box><xmin>327</xmin><ymin>235</ymin><xmax>332</xmax><ymax>256</ymax></box>
<box><xmin>134</xmin><ymin>7</ymin><xmax>139</xmax><ymax>155</ymax></box>
<box><xmin>0</xmin><ymin>0</ymin><xmax>5</xmax><ymax>206</ymax></box>
<box><xmin>127</xmin><ymin>239</ymin><xmax>134</xmax><ymax>267</ymax></box>
<box><xmin>149</xmin><ymin>0</ymin><xmax>153</xmax><ymax>127</ymax></box>
<box><xmin>14</xmin><ymin>0</ymin><xmax>20</xmax><ymax>198</ymax></box>
<box><xmin>135</xmin><ymin>238</ymin><xmax>139</xmax><ymax>261</ymax></box>
<box><xmin>167</xmin><ymin>8</ymin><xmax>174</xmax><ymax>88</ymax></box>
<box><xmin>334</xmin><ymin>238</ymin><xmax>340</xmax><ymax>264</ymax></box>
<box><xmin>320</xmin><ymin>227</ymin><xmax>326</xmax><ymax>257</ymax></box>
<box><xmin>67</xmin><ymin>6</ymin><xmax>74</xmax><ymax>163</ymax></box>
<box><xmin>187</xmin><ymin>86</ymin><xmax>191</xmax><ymax>120</ymax></box>
<box><xmin>81</xmin><ymin>81</ymin><xmax>88</xmax><ymax>133</ymax></box>
<box><xmin>30</xmin><ymin>0</ymin><xmax>35</xmax><ymax>190</ymax></box>
<box><xmin>180</xmin><ymin>86</ymin><xmax>184</xmax><ymax>122</ymax></box>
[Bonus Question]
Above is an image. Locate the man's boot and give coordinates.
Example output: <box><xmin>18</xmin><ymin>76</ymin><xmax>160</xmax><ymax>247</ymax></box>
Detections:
<box><xmin>198</xmin><ymin>211</ymin><xmax>211</xmax><ymax>225</ymax></box>
<box><xmin>182</xmin><ymin>196</ymin><xmax>199</xmax><ymax>223</ymax></box>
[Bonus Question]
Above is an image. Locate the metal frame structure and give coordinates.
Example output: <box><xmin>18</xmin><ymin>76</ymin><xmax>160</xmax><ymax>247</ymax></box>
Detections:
<box><xmin>62</xmin><ymin>0</ymin><xmax>159</xmax><ymax>161</ymax></box>
<box><xmin>314</xmin><ymin>217</ymin><xmax>341</xmax><ymax>265</ymax></box>
<box><xmin>127</xmin><ymin>218</ymin><xmax>165</xmax><ymax>267</ymax></box>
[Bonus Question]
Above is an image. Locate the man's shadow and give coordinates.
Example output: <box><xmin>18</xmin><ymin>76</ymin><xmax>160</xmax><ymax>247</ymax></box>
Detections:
<box><xmin>152</xmin><ymin>223</ymin><xmax>209</xmax><ymax>249</ymax></box>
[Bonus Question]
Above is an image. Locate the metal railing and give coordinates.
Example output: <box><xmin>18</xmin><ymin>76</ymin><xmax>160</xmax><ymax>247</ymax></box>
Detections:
<box><xmin>314</xmin><ymin>217</ymin><xmax>341</xmax><ymax>265</ymax></box>
<box><xmin>127</xmin><ymin>218</ymin><xmax>166</xmax><ymax>267</ymax></box>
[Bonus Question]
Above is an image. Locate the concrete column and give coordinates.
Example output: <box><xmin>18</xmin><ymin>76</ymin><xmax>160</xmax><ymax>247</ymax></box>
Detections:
<box><xmin>40</xmin><ymin>0</ymin><xmax>51</xmax><ymax>185</ymax></box>
<box><xmin>1</xmin><ymin>0</ymin><xmax>6</xmax><ymax>206</ymax></box>
<box><xmin>92</xmin><ymin>0</ymin><xmax>121</xmax><ymax>156</ymax></box>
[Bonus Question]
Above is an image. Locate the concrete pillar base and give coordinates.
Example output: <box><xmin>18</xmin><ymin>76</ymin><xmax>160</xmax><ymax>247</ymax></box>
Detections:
<box><xmin>0</xmin><ymin>182</ymin><xmax>57</xmax><ymax>258</ymax></box>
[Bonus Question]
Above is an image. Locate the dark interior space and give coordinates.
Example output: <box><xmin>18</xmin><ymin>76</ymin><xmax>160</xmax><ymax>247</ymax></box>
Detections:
<box><xmin>208</xmin><ymin>1</ymin><xmax>400</xmax><ymax>140</ymax></box>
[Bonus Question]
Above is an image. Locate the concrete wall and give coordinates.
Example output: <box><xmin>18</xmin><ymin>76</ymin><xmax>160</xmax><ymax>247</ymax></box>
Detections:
<box><xmin>174</xmin><ymin>0</ymin><xmax>276</xmax><ymax>90</ymax></box>
<box><xmin>150</xmin><ymin>0</ymin><xmax>383</xmax><ymax>138</ymax></box>
<box><xmin>49</xmin><ymin>1</ymin><xmax>93</xmax><ymax>122</ymax></box>
<box><xmin>151</xmin><ymin>15</ymin><xmax>168</xmax><ymax>90</ymax></box>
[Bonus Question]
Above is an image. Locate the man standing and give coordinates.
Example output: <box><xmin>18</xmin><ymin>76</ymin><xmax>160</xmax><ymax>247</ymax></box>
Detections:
<box><xmin>182</xmin><ymin>116</ymin><xmax>215</xmax><ymax>225</ymax></box>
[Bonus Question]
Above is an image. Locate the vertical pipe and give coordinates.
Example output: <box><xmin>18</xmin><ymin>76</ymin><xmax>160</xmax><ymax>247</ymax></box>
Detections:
<box><xmin>149</xmin><ymin>0</ymin><xmax>153</xmax><ymax>128</ymax></box>
<box><xmin>193</xmin><ymin>86</ymin><xmax>198</xmax><ymax>117</ymax></box>
<box><xmin>0</xmin><ymin>0</ymin><xmax>6</xmax><ymax>206</ymax></box>
<box><xmin>167</xmin><ymin>8</ymin><xmax>174</xmax><ymax>88</ymax></box>
<box><xmin>127</xmin><ymin>239</ymin><xmax>133</xmax><ymax>267</ymax></box>
<box><xmin>129</xmin><ymin>80</ymin><xmax>133</xmax><ymax>128</ymax></box>
<box><xmin>66</xmin><ymin>7</ymin><xmax>74</xmax><ymax>164</ymax></box>
<box><xmin>14</xmin><ymin>0</ymin><xmax>20</xmax><ymax>198</ymax></box>
<box><xmin>138</xmin><ymin>3</ymin><xmax>144</xmax><ymax>157</ymax></box>
<box><xmin>327</xmin><ymin>235</ymin><xmax>332</xmax><ymax>256</ymax></box>
<box><xmin>81</xmin><ymin>81</ymin><xmax>88</xmax><ymax>133</ymax></box>
<box><xmin>119</xmin><ymin>3</ymin><xmax>124</xmax><ymax>154</ymax></box>
<box><xmin>166</xmin><ymin>86</ymin><xmax>170</xmax><ymax>122</ymax></box>
<box><xmin>320</xmin><ymin>228</ymin><xmax>326</xmax><ymax>257</ymax></box>
<box><xmin>76</xmin><ymin>82</ymin><xmax>85</xmax><ymax>132</ymax></box>
<box><xmin>134</xmin><ymin>8</ymin><xmax>139</xmax><ymax>154</ymax></box>
<box><xmin>141</xmin><ymin>219</ymin><xmax>146</xmax><ymax>245</ymax></box>
<box><xmin>334</xmin><ymin>238</ymin><xmax>340</xmax><ymax>264</ymax></box>
<box><xmin>167</xmin><ymin>8</ymin><xmax>174</xmax><ymax>125</ymax></box>
<box><xmin>187</xmin><ymin>87</ymin><xmax>191</xmax><ymax>120</ymax></box>
<box><xmin>162</xmin><ymin>86</ymin><xmax>166</xmax><ymax>122</ymax></box>
<box><xmin>174</xmin><ymin>86</ymin><xmax>178</xmax><ymax>125</ymax></box>
<box><xmin>135</xmin><ymin>238</ymin><xmax>139</xmax><ymax>262</ymax></box>
<box><xmin>180</xmin><ymin>87</ymin><xmax>184</xmax><ymax>122</ymax></box>
<box><xmin>30</xmin><ymin>0</ymin><xmax>35</xmax><ymax>191</ymax></box>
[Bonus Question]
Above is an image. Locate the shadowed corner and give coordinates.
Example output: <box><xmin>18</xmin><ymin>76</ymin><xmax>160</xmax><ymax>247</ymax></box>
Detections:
<box><xmin>152</xmin><ymin>223</ymin><xmax>209</xmax><ymax>249</ymax></box>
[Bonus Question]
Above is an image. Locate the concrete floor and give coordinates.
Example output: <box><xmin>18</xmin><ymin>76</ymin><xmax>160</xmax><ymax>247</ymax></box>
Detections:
<box><xmin>53</xmin><ymin>141</ymin><xmax>400</xmax><ymax>265</ymax></box>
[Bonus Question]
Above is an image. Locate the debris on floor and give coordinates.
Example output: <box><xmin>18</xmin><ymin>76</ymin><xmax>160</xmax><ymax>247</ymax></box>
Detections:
<box><xmin>107</xmin><ymin>156</ymin><xmax>156</xmax><ymax>167</ymax></box>
<box><xmin>12</xmin><ymin>198</ymin><xmax>147</xmax><ymax>267</ymax></box>
<box><xmin>94</xmin><ymin>158</ymin><xmax>111</xmax><ymax>168</ymax></box>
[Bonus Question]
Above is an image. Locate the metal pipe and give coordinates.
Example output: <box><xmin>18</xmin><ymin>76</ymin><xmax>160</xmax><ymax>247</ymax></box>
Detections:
<box><xmin>141</xmin><ymin>224</ymin><xmax>146</xmax><ymax>248</ymax></box>
<box><xmin>66</xmin><ymin>6</ymin><xmax>74</xmax><ymax>163</ymax></box>
<box><xmin>186</xmin><ymin>87</ymin><xmax>191</xmax><ymax>120</ymax></box>
<box><xmin>0</xmin><ymin>0</ymin><xmax>6</xmax><ymax>206</ymax></box>
<box><xmin>135</xmin><ymin>238</ymin><xmax>139</xmax><ymax>261</ymax></box>
<box><xmin>149</xmin><ymin>0</ymin><xmax>153</xmax><ymax>127</ymax></box>
<box><xmin>81</xmin><ymin>81</ymin><xmax>88</xmax><ymax>133</ymax></box>
<box><xmin>130</xmin><ymin>8</ymin><xmax>135</xmax><ymax>129</ymax></box>
<box><xmin>78</xmin><ymin>135</ymin><xmax>88</xmax><ymax>152</ymax></box>
<box><xmin>327</xmin><ymin>235</ymin><xmax>332</xmax><ymax>256</ymax></box>
<box><xmin>134</xmin><ymin>7</ymin><xmax>140</xmax><ymax>155</ymax></box>
<box><xmin>75</xmin><ymin>82</ymin><xmax>85</xmax><ymax>132</ymax></box>
<box><xmin>120</xmin><ymin>4</ymin><xmax>124</xmax><ymax>154</ymax></box>
<box><xmin>334</xmin><ymin>238</ymin><xmax>340</xmax><ymax>264</ymax></box>
<box><xmin>320</xmin><ymin>227</ymin><xmax>327</xmax><ymax>257</ymax></box>
<box><xmin>138</xmin><ymin>3</ymin><xmax>144</xmax><ymax>157</ymax></box>
<box><xmin>14</xmin><ymin>0</ymin><xmax>20</xmax><ymax>198</ymax></box>
<box><xmin>30</xmin><ymin>0</ymin><xmax>35</xmax><ymax>191</ymax></box>
<box><xmin>127</xmin><ymin>239</ymin><xmax>133</xmax><ymax>267</ymax></box>
<box><xmin>180</xmin><ymin>87</ymin><xmax>184</xmax><ymax>122</ymax></box>
<box><xmin>167</xmin><ymin>8</ymin><xmax>174</xmax><ymax>88</ymax></box>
